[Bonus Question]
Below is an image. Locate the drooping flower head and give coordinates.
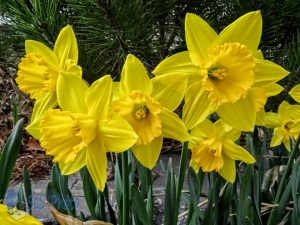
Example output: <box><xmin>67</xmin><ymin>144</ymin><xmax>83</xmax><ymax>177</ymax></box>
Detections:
<box><xmin>153</xmin><ymin>11</ymin><xmax>288</xmax><ymax>131</ymax></box>
<box><xmin>265</xmin><ymin>101</ymin><xmax>300</xmax><ymax>151</ymax></box>
<box><xmin>189</xmin><ymin>120</ymin><xmax>255</xmax><ymax>182</ymax></box>
<box><xmin>40</xmin><ymin>74</ymin><xmax>137</xmax><ymax>191</ymax></box>
<box><xmin>16</xmin><ymin>25</ymin><xmax>82</xmax><ymax>139</ymax></box>
<box><xmin>113</xmin><ymin>54</ymin><xmax>190</xmax><ymax>169</ymax></box>
<box><xmin>0</xmin><ymin>204</ymin><xmax>42</xmax><ymax>225</ymax></box>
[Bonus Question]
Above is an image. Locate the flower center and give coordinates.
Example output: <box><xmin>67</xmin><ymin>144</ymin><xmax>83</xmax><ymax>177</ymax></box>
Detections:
<box><xmin>200</xmin><ymin>42</ymin><xmax>255</xmax><ymax>105</ymax></box>
<box><xmin>284</xmin><ymin>121</ymin><xmax>293</xmax><ymax>131</ymax></box>
<box><xmin>208</xmin><ymin>67</ymin><xmax>228</xmax><ymax>80</ymax></box>
<box><xmin>16</xmin><ymin>53</ymin><xmax>59</xmax><ymax>98</ymax></box>
<box><xmin>134</xmin><ymin>104</ymin><xmax>148</xmax><ymax>119</ymax></box>
<box><xmin>113</xmin><ymin>90</ymin><xmax>162</xmax><ymax>145</ymax></box>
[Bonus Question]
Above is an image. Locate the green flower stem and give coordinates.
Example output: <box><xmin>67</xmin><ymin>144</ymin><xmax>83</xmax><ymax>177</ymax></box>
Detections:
<box><xmin>122</xmin><ymin>151</ymin><xmax>129</xmax><ymax>225</ymax></box>
<box><xmin>146</xmin><ymin>168</ymin><xmax>154</xmax><ymax>225</ymax></box>
<box><xmin>174</xmin><ymin>141</ymin><xmax>189</xmax><ymax>225</ymax></box>
<box><xmin>267</xmin><ymin>137</ymin><xmax>300</xmax><ymax>225</ymax></box>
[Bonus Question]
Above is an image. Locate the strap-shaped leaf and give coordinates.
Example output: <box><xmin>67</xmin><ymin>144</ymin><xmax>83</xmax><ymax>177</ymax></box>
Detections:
<box><xmin>0</xmin><ymin>118</ymin><xmax>24</xmax><ymax>201</ymax></box>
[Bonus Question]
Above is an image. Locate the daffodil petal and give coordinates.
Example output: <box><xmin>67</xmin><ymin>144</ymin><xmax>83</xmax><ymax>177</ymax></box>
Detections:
<box><xmin>290</xmin><ymin>120</ymin><xmax>300</xmax><ymax>133</ymax></box>
<box><xmin>189</xmin><ymin>119</ymin><xmax>213</xmax><ymax>148</ymax></box>
<box><xmin>113</xmin><ymin>81</ymin><xmax>120</xmax><ymax>101</ymax></box>
<box><xmin>289</xmin><ymin>84</ymin><xmax>300</xmax><ymax>103</ymax></box>
<box><xmin>27</xmin><ymin>92</ymin><xmax>57</xmax><ymax>140</ymax></box>
<box><xmin>217</xmin><ymin>95</ymin><xmax>256</xmax><ymax>131</ymax></box>
<box><xmin>183</xmin><ymin>82</ymin><xmax>217</xmax><ymax>130</ymax></box>
<box><xmin>86</xmin><ymin>140</ymin><xmax>107</xmax><ymax>191</ymax></box>
<box><xmin>270</xmin><ymin>128</ymin><xmax>284</xmax><ymax>148</ymax></box>
<box><xmin>151</xmin><ymin>74</ymin><xmax>187</xmax><ymax>111</ymax></box>
<box><xmin>131</xmin><ymin>135</ymin><xmax>163</xmax><ymax>169</ymax></box>
<box><xmin>59</xmin><ymin>149</ymin><xmax>86</xmax><ymax>175</ymax></box>
<box><xmin>160</xmin><ymin>108</ymin><xmax>190</xmax><ymax>142</ymax></box>
<box><xmin>217</xmin><ymin>11</ymin><xmax>262</xmax><ymax>52</ymax></box>
<box><xmin>185</xmin><ymin>13</ymin><xmax>218</xmax><ymax>65</ymax></box>
<box><xmin>25</xmin><ymin>40</ymin><xmax>58</xmax><ymax>67</ymax></box>
<box><xmin>256</xmin><ymin>109</ymin><xmax>265</xmax><ymax>126</ymax></box>
<box><xmin>278</xmin><ymin>101</ymin><xmax>292</xmax><ymax>120</ymax></box>
<box><xmin>54</xmin><ymin>25</ymin><xmax>78</xmax><ymax>67</ymax></box>
<box><xmin>223</xmin><ymin>140</ymin><xmax>255</xmax><ymax>164</ymax></box>
<box><xmin>220</xmin><ymin>122</ymin><xmax>241</xmax><ymax>142</ymax></box>
<box><xmin>263</xmin><ymin>83</ymin><xmax>284</xmax><ymax>97</ymax></box>
<box><xmin>85</xmin><ymin>75</ymin><xmax>112</xmax><ymax>118</ymax></box>
<box><xmin>254</xmin><ymin>59</ymin><xmax>289</xmax><ymax>86</ymax></box>
<box><xmin>264</xmin><ymin>112</ymin><xmax>281</xmax><ymax>128</ymax></box>
<box><xmin>99</xmin><ymin>113</ymin><xmax>137</xmax><ymax>152</ymax></box>
<box><xmin>57</xmin><ymin>72</ymin><xmax>88</xmax><ymax>113</ymax></box>
<box><xmin>153</xmin><ymin>51</ymin><xmax>200</xmax><ymax>76</ymax></box>
<box><xmin>120</xmin><ymin>54</ymin><xmax>152</xmax><ymax>96</ymax></box>
<box><xmin>218</xmin><ymin>155</ymin><xmax>236</xmax><ymax>183</ymax></box>
<box><xmin>190</xmin><ymin>159</ymin><xmax>200</xmax><ymax>173</ymax></box>
<box><xmin>253</xmin><ymin>50</ymin><xmax>264</xmax><ymax>59</ymax></box>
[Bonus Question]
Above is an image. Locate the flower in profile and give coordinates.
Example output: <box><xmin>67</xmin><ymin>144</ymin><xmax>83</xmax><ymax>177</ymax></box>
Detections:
<box><xmin>16</xmin><ymin>25</ymin><xmax>82</xmax><ymax>139</ymax></box>
<box><xmin>265</xmin><ymin>101</ymin><xmax>300</xmax><ymax>151</ymax></box>
<box><xmin>113</xmin><ymin>54</ymin><xmax>190</xmax><ymax>169</ymax></box>
<box><xmin>153</xmin><ymin>11</ymin><xmax>288</xmax><ymax>131</ymax></box>
<box><xmin>40</xmin><ymin>74</ymin><xmax>137</xmax><ymax>191</ymax></box>
<box><xmin>0</xmin><ymin>204</ymin><xmax>42</xmax><ymax>225</ymax></box>
<box><xmin>189</xmin><ymin>119</ymin><xmax>255</xmax><ymax>182</ymax></box>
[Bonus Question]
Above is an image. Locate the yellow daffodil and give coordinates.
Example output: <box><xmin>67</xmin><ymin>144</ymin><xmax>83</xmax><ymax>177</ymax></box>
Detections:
<box><xmin>16</xmin><ymin>25</ymin><xmax>82</xmax><ymax>139</ymax></box>
<box><xmin>189</xmin><ymin>120</ymin><xmax>255</xmax><ymax>182</ymax></box>
<box><xmin>39</xmin><ymin>74</ymin><xmax>137</xmax><ymax>191</ymax></box>
<box><xmin>153</xmin><ymin>11</ymin><xmax>288</xmax><ymax>131</ymax></box>
<box><xmin>289</xmin><ymin>84</ymin><xmax>300</xmax><ymax>103</ymax></box>
<box><xmin>265</xmin><ymin>101</ymin><xmax>300</xmax><ymax>151</ymax></box>
<box><xmin>0</xmin><ymin>204</ymin><xmax>42</xmax><ymax>225</ymax></box>
<box><xmin>112</xmin><ymin>54</ymin><xmax>190</xmax><ymax>169</ymax></box>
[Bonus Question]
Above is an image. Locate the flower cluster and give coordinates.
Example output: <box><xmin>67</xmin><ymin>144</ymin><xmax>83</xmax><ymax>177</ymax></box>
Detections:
<box><xmin>16</xmin><ymin>11</ymin><xmax>291</xmax><ymax>191</ymax></box>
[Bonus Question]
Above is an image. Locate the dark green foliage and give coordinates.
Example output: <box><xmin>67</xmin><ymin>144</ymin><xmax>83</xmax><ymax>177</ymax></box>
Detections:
<box><xmin>0</xmin><ymin>118</ymin><xmax>24</xmax><ymax>202</ymax></box>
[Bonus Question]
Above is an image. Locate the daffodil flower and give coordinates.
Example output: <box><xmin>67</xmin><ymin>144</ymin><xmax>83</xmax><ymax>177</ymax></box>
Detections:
<box><xmin>16</xmin><ymin>25</ymin><xmax>82</xmax><ymax>139</ymax></box>
<box><xmin>39</xmin><ymin>74</ymin><xmax>137</xmax><ymax>191</ymax></box>
<box><xmin>153</xmin><ymin>11</ymin><xmax>288</xmax><ymax>131</ymax></box>
<box><xmin>265</xmin><ymin>101</ymin><xmax>300</xmax><ymax>151</ymax></box>
<box><xmin>113</xmin><ymin>54</ymin><xmax>190</xmax><ymax>169</ymax></box>
<box><xmin>189</xmin><ymin>120</ymin><xmax>255</xmax><ymax>182</ymax></box>
<box><xmin>0</xmin><ymin>204</ymin><xmax>42</xmax><ymax>225</ymax></box>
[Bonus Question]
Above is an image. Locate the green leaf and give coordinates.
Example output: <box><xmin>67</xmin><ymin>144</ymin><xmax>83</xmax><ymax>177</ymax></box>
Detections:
<box><xmin>163</xmin><ymin>158</ymin><xmax>176</xmax><ymax>225</ymax></box>
<box><xmin>23</xmin><ymin>167</ymin><xmax>32</xmax><ymax>214</ymax></box>
<box><xmin>80</xmin><ymin>167</ymin><xmax>97</xmax><ymax>219</ymax></box>
<box><xmin>131</xmin><ymin>185</ymin><xmax>151</xmax><ymax>225</ymax></box>
<box><xmin>291</xmin><ymin>157</ymin><xmax>300</xmax><ymax>221</ymax></box>
<box><xmin>0</xmin><ymin>118</ymin><xmax>24</xmax><ymax>201</ymax></box>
